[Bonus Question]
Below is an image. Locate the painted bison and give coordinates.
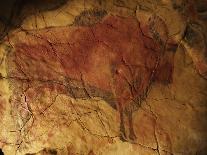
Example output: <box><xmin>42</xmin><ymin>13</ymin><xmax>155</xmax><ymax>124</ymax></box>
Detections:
<box><xmin>7</xmin><ymin>14</ymin><xmax>179</xmax><ymax>142</ymax></box>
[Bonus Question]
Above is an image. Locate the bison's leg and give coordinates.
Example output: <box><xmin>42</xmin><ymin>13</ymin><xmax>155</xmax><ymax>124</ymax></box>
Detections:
<box><xmin>119</xmin><ymin>104</ymin><xmax>127</xmax><ymax>141</ymax></box>
<box><xmin>112</xmin><ymin>62</ymin><xmax>138</xmax><ymax>141</ymax></box>
<box><xmin>127</xmin><ymin>107</ymin><xmax>137</xmax><ymax>141</ymax></box>
<box><xmin>112</xmin><ymin>65</ymin><xmax>130</xmax><ymax>141</ymax></box>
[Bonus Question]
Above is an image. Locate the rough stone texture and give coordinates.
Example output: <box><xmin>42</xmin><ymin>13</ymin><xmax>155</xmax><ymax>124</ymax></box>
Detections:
<box><xmin>0</xmin><ymin>0</ymin><xmax>207</xmax><ymax>155</ymax></box>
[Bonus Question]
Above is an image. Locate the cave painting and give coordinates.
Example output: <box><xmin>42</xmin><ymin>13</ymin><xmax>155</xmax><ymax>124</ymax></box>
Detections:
<box><xmin>7</xmin><ymin>14</ymin><xmax>178</xmax><ymax>142</ymax></box>
<box><xmin>0</xmin><ymin>0</ymin><xmax>206</xmax><ymax>154</ymax></box>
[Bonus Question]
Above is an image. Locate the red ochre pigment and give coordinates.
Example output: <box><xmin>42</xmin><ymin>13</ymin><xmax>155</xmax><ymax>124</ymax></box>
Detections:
<box><xmin>11</xmin><ymin>15</ymin><xmax>176</xmax><ymax>141</ymax></box>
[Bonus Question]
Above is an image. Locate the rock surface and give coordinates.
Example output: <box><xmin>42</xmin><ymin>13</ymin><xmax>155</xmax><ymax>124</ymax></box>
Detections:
<box><xmin>0</xmin><ymin>0</ymin><xmax>206</xmax><ymax>155</ymax></box>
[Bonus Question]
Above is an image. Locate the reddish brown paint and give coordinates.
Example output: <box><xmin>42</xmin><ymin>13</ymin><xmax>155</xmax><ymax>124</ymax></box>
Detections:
<box><xmin>10</xmin><ymin>15</ymin><xmax>176</xmax><ymax>140</ymax></box>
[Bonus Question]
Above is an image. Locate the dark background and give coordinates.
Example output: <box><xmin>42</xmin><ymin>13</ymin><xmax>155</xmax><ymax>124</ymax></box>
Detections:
<box><xmin>0</xmin><ymin>0</ymin><xmax>68</xmax><ymax>40</ymax></box>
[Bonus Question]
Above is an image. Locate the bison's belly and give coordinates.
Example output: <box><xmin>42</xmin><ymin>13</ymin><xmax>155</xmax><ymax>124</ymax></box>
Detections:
<box><xmin>9</xmin><ymin>15</ymin><xmax>161</xmax><ymax>105</ymax></box>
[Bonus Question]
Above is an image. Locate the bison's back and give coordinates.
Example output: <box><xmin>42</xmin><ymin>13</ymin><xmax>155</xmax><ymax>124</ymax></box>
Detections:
<box><xmin>8</xmin><ymin>15</ymin><xmax>161</xmax><ymax>105</ymax></box>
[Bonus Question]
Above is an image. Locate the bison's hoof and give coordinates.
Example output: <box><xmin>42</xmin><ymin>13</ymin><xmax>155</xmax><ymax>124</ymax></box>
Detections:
<box><xmin>129</xmin><ymin>133</ymin><xmax>137</xmax><ymax>142</ymax></box>
<box><xmin>119</xmin><ymin>133</ymin><xmax>127</xmax><ymax>142</ymax></box>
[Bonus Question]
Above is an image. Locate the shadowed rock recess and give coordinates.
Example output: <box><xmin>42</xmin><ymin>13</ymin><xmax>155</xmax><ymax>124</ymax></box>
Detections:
<box><xmin>0</xmin><ymin>0</ymin><xmax>207</xmax><ymax>155</ymax></box>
